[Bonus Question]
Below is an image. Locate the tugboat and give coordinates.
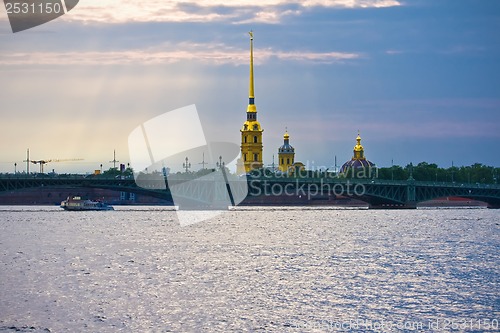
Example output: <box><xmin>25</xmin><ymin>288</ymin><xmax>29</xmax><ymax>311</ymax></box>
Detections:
<box><xmin>60</xmin><ymin>196</ymin><xmax>114</xmax><ymax>211</ymax></box>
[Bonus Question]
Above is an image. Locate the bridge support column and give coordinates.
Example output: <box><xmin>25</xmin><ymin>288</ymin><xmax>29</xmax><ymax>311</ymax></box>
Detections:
<box><xmin>369</xmin><ymin>201</ymin><xmax>417</xmax><ymax>209</ymax></box>
<box><xmin>404</xmin><ymin>201</ymin><xmax>417</xmax><ymax>209</ymax></box>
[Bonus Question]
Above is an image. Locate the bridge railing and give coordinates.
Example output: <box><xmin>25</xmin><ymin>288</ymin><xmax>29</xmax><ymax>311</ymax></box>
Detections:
<box><xmin>0</xmin><ymin>173</ymin><xmax>134</xmax><ymax>180</ymax></box>
<box><xmin>1</xmin><ymin>173</ymin><xmax>500</xmax><ymax>190</ymax></box>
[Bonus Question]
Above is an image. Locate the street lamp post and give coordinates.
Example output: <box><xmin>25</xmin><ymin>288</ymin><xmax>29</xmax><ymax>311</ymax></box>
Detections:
<box><xmin>216</xmin><ymin>156</ymin><xmax>224</xmax><ymax>169</ymax></box>
<box><xmin>407</xmin><ymin>162</ymin><xmax>414</xmax><ymax>181</ymax></box>
<box><xmin>14</xmin><ymin>162</ymin><xmax>17</xmax><ymax>174</ymax></box>
<box><xmin>183</xmin><ymin>157</ymin><xmax>191</xmax><ymax>173</ymax></box>
<box><xmin>451</xmin><ymin>161</ymin><xmax>455</xmax><ymax>183</ymax></box>
<box><xmin>391</xmin><ymin>159</ymin><xmax>394</xmax><ymax>181</ymax></box>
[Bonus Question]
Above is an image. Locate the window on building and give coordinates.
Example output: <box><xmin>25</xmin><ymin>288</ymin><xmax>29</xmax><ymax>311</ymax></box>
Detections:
<box><xmin>287</xmin><ymin>158</ymin><xmax>290</xmax><ymax>164</ymax></box>
<box><xmin>244</xmin><ymin>136</ymin><xmax>247</xmax><ymax>143</ymax></box>
<box><xmin>281</xmin><ymin>158</ymin><xmax>284</xmax><ymax>164</ymax></box>
<box><xmin>254</xmin><ymin>153</ymin><xmax>258</xmax><ymax>161</ymax></box>
<box><xmin>254</xmin><ymin>136</ymin><xmax>258</xmax><ymax>143</ymax></box>
<box><xmin>244</xmin><ymin>154</ymin><xmax>247</xmax><ymax>162</ymax></box>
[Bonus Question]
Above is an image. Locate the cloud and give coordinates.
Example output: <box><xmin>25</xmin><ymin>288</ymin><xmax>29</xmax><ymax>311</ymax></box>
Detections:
<box><xmin>65</xmin><ymin>0</ymin><xmax>401</xmax><ymax>24</ymax></box>
<box><xmin>361</xmin><ymin>120</ymin><xmax>500</xmax><ymax>139</ymax></box>
<box><xmin>0</xmin><ymin>42</ymin><xmax>362</xmax><ymax>66</ymax></box>
<box><xmin>355</xmin><ymin>98</ymin><xmax>500</xmax><ymax>111</ymax></box>
<box><xmin>385</xmin><ymin>49</ymin><xmax>404</xmax><ymax>55</ymax></box>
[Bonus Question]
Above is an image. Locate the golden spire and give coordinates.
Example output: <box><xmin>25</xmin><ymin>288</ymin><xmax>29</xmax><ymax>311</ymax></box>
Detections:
<box><xmin>353</xmin><ymin>130</ymin><xmax>365</xmax><ymax>160</ymax></box>
<box><xmin>247</xmin><ymin>31</ymin><xmax>256</xmax><ymax>113</ymax></box>
<box><xmin>284</xmin><ymin>127</ymin><xmax>289</xmax><ymax>139</ymax></box>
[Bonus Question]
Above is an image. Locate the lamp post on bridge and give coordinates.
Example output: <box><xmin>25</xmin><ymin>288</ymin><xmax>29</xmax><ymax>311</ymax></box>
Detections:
<box><xmin>391</xmin><ymin>159</ymin><xmax>394</xmax><ymax>181</ymax></box>
<box><xmin>407</xmin><ymin>162</ymin><xmax>414</xmax><ymax>181</ymax></box>
<box><xmin>216</xmin><ymin>156</ymin><xmax>224</xmax><ymax>169</ymax></box>
<box><xmin>451</xmin><ymin>161</ymin><xmax>455</xmax><ymax>183</ymax></box>
<box><xmin>14</xmin><ymin>162</ymin><xmax>17</xmax><ymax>174</ymax></box>
<box><xmin>183</xmin><ymin>157</ymin><xmax>191</xmax><ymax>173</ymax></box>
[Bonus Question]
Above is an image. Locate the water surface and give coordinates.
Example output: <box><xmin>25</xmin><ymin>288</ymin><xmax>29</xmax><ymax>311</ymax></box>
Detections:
<box><xmin>1</xmin><ymin>206</ymin><xmax>498</xmax><ymax>332</ymax></box>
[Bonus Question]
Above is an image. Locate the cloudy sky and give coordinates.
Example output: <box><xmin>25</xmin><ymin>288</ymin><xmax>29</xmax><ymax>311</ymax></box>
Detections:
<box><xmin>1</xmin><ymin>0</ymin><xmax>499</xmax><ymax>173</ymax></box>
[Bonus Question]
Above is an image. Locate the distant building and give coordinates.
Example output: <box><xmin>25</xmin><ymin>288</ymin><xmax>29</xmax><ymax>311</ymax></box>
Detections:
<box><xmin>340</xmin><ymin>131</ymin><xmax>375</xmax><ymax>177</ymax></box>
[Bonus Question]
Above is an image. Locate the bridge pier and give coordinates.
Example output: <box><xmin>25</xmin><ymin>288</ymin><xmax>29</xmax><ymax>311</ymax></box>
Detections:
<box><xmin>369</xmin><ymin>201</ymin><xmax>417</xmax><ymax>209</ymax></box>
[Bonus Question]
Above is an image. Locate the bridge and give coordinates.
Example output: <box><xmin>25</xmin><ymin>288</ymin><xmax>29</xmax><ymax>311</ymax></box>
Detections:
<box><xmin>247</xmin><ymin>177</ymin><xmax>500</xmax><ymax>209</ymax></box>
<box><xmin>0</xmin><ymin>174</ymin><xmax>499</xmax><ymax>209</ymax></box>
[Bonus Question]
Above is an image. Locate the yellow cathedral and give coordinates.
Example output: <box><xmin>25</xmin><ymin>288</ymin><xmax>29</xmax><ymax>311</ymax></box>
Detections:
<box><xmin>237</xmin><ymin>31</ymin><xmax>264</xmax><ymax>174</ymax></box>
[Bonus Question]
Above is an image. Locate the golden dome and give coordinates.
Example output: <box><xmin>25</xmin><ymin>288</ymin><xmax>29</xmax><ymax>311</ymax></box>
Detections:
<box><xmin>353</xmin><ymin>131</ymin><xmax>365</xmax><ymax>160</ymax></box>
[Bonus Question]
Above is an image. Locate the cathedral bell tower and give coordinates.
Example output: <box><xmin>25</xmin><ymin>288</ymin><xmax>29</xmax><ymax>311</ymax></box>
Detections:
<box><xmin>278</xmin><ymin>130</ymin><xmax>295</xmax><ymax>172</ymax></box>
<box><xmin>237</xmin><ymin>31</ymin><xmax>264</xmax><ymax>174</ymax></box>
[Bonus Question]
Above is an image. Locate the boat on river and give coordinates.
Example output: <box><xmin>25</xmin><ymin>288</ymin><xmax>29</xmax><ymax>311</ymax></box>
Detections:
<box><xmin>60</xmin><ymin>196</ymin><xmax>114</xmax><ymax>211</ymax></box>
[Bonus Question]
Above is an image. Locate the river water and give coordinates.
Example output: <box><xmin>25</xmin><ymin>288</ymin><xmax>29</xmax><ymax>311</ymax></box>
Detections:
<box><xmin>0</xmin><ymin>206</ymin><xmax>498</xmax><ymax>332</ymax></box>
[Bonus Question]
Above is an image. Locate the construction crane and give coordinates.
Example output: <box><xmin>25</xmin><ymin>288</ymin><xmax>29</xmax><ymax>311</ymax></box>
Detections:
<box><xmin>30</xmin><ymin>158</ymin><xmax>84</xmax><ymax>173</ymax></box>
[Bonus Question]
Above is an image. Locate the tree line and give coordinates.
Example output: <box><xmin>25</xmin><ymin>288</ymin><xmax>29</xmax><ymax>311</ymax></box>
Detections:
<box><xmin>97</xmin><ymin>161</ymin><xmax>499</xmax><ymax>185</ymax></box>
<box><xmin>377</xmin><ymin>162</ymin><xmax>499</xmax><ymax>184</ymax></box>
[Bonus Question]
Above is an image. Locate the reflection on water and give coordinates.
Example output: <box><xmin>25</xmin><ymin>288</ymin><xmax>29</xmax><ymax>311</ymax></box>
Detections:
<box><xmin>0</xmin><ymin>206</ymin><xmax>498</xmax><ymax>332</ymax></box>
